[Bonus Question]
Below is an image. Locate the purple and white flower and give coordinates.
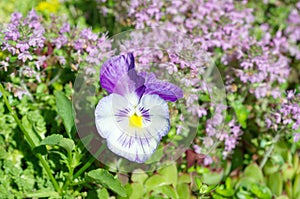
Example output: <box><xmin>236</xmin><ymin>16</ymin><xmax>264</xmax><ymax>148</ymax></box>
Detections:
<box><xmin>95</xmin><ymin>53</ymin><xmax>183</xmax><ymax>163</ymax></box>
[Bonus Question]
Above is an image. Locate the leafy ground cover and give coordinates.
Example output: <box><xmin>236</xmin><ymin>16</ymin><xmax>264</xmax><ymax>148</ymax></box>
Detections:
<box><xmin>0</xmin><ymin>0</ymin><xmax>300</xmax><ymax>198</ymax></box>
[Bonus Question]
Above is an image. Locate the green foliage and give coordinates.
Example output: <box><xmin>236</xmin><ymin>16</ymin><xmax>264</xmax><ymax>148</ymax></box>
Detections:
<box><xmin>125</xmin><ymin>163</ymin><xmax>194</xmax><ymax>199</ymax></box>
<box><xmin>55</xmin><ymin>91</ymin><xmax>75</xmax><ymax>138</ymax></box>
<box><xmin>40</xmin><ymin>134</ymin><xmax>75</xmax><ymax>153</ymax></box>
<box><xmin>229</xmin><ymin>96</ymin><xmax>250</xmax><ymax>128</ymax></box>
<box><xmin>86</xmin><ymin>169</ymin><xmax>127</xmax><ymax>197</ymax></box>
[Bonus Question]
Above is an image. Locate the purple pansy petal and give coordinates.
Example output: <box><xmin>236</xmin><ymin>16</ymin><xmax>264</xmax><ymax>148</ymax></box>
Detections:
<box><xmin>100</xmin><ymin>53</ymin><xmax>183</xmax><ymax>102</ymax></box>
<box><xmin>100</xmin><ymin>53</ymin><xmax>135</xmax><ymax>93</ymax></box>
<box><xmin>113</xmin><ymin>69</ymin><xmax>146</xmax><ymax>98</ymax></box>
<box><xmin>112</xmin><ymin>74</ymin><xmax>138</xmax><ymax>97</ymax></box>
<box><xmin>128</xmin><ymin>69</ymin><xmax>146</xmax><ymax>97</ymax></box>
<box><xmin>140</xmin><ymin>72</ymin><xmax>183</xmax><ymax>102</ymax></box>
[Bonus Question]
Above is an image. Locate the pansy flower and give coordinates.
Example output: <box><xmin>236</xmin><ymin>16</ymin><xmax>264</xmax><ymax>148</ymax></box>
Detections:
<box><xmin>95</xmin><ymin>53</ymin><xmax>183</xmax><ymax>163</ymax></box>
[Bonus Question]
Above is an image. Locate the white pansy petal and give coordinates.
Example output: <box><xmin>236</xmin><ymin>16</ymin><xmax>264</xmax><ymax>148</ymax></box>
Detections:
<box><xmin>139</xmin><ymin>94</ymin><xmax>170</xmax><ymax>138</ymax></box>
<box><xmin>95</xmin><ymin>94</ymin><xmax>129</xmax><ymax>139</ymax></box>
<box><xmin>95</xmin><ymin>95</ymin><xmax>115</xmax><ymax>139</ymax></box>
<box><xmin>141</xmin><ymin>115</ymin><xmax>170</xmax><ymax>139</ymax></box>
<box><xmin>106</xmin><ymin>132</ymin><xmax>159</xmax><ymax>163</ymax></box>
<box><xmin>95</xmin><ymin>93</ymin><xmax>171</xmax><ymax>163</ymax></box>
<box><xmin>124</xmin><ymin>91</ymin><xmax>140</xmax><ymax>107</ymax></box>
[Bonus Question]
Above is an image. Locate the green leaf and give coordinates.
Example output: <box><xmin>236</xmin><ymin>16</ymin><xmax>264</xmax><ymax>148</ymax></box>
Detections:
<box><xmin>59</xmin><ymin>138</ymin><xmax>75</xmax><ymax>153</ymax></box>
<box><xmin>263</xmin><ymin>160</ymin><xmax>280</xmax><ymax>175</ymax></box>
<box><xmin>53</xmin><ymin>82</ymin><xmax>63</xmax><ymax>91</ymax></box>
<box><xmin>271</xmin><ymin>154</ymin><xmax>285</xmax><ymax>165</ymax></box>
<box><xmin>244</xmin><ymin>163</ymin><xmax>264</xmax><ymax>183</ymax></box>
<box><xmin>236</xmin><ymin>188</ymin><xmax>254</xmax><ymax>199</ymax></box>
<box><xmin>97</xmin><ymin>188</ymin><xmax>109</xmax><ymax>199</ymax></box>
<box><xmin>195</xmin><ymin>177</ymin><xmax>202</xmax><ymax>189</ymax></box>
<box><xmin>215</xmin><ymin>185</ymin><xmax>234</xmax><ymax>197</ymax></box>
<box><xmin>285</xmin><ymin>180</ymin><xmax>292</xmax><ymax>198</ymax></box>
<box><xmin>25</xmin><ymin>190</ymin><xmax>59</xmax><ymax>198</ymax></box>
<box><xmin>202</xmin><ymin>171</ymin><xmax>223</xmax><ymax>185</ymax></box>
<box><xmin>293</xmin><ymin>153</ymin><xmax>299</xmax><ymax>169</ymax></box>
<box><xmin>158</xmin><ymin>162</ymin><xmax>178</xmax><ymax>186</ymax></box>
<box><xmin>231</xmin><ymin>100</ymin><xmax>249</xmax><ymax>128</ymax></box>
<box><xmin>145</xmin><ymin>175</ymin><xmax>171</xmax><ymax>192</ymax></box>
<box><xmin>55</xmin><ymin>91</ymin><xmax>75</xmax><ymax>136</ymax></box>
<box><xmin>225</xmin><ymin>178</ymin><xmax>232</xmax><ymax>189</ymax></box>
<box><xmin>40</xmin><ymin>134</ymin><xmax>75</xmax><ymax>153</ymax></box>
<box><xmin>199</xmin><ymin>94</ymin><xmax>210</xmax><ymax>102</ymax></box>
<box><xmin>36</xmin><ymin>83</ymin><xmax>47</xmax><ymax>94</ymax></box>
<box><xmin>22</xmin><ymin>115</ymin><xmax>42</xmax><ymax>146</ymax></box>
<box><xmin>129</xmin><ymin>183</ymin><xmax>144</xmax><ymax>199</ymax></box>
<box><xmin>131</xmin><ymin>169</ymin><xmax>148</xmax><ymax>184</ymax></box>
<box><xmin>282</xmin><ymin>163</ymin><xmax>295</xmax><ymax>181</ymax></box>
<box><xmin>200</xmin><ymin>184</ymin><xmax>217</xmax><ymax>194</ymax></box>
<box><xmin>176</xmin><ymin>183</ymin><xmax>190</xmax><ymax>199</ymax></box>
<box><xmin>236</xmin><ymin>177</ymin><xmax>256</xmax><ymax>189</ymax></box>
<box><xmin>293</xmin><ymin>174</ymin><xmax>300</xmax><ymax>197</ymax></box>
<box><xmin>250</xmin><ymin>183</ymin><xmax>272</xmax><ymax>199</ymax></box>
<box><xmin>215</xmin><ymin>188</ymin><xmax>234</xmax><ymax>197</ymax></box>
<box><xmin>276</xmin><ymin>196</ymin><xmax>289</xmax><ymax>199</ymax></box>
<box><xmin>158</xmin><ymin>185</ymin><xmax>178</xmax><ymax>199</ymax></box>
<box><xmin>0</xmin><ymin>148</ymin><xmax>8</xmax><ymax>159</ymax></box>
<box><xmin>86</xmin><ymin>169</ymin><xmax>127</xmax><ymax>197</ymax></box>
<box><xmin>274</xmin><ymin>141</ymin><xmax>289</xmax><ymax>161</ymax></box>
<box><xmin>268</xmin><ymin>172</ymin><xmax>283</xmax><ymax>196</ymax></box>
<box><xmin>40</xmin><ymin>134</ymin><xmax>63</xmax><ymax>145</ymax></box>
<box><xmin>178</xmin><ymin>174</ymin><xmax>191</xmax><ymax>184</ymax></box>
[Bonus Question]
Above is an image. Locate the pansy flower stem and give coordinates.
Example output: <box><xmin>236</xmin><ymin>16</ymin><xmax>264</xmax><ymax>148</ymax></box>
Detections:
<box><xmin>0</xmin><ymin>83</ymin><xmax>62</xmax><ymax>194</ymax></box>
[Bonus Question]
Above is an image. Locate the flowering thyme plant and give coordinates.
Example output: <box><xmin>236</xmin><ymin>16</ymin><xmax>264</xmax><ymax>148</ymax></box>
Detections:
<box><xmin>0</xmin><ymin>9</ymin><xmax>112</xmax><ymax>99</ymax></box>
<box><xmin>95</xmin><ymin>53</ymin><xmax>183</xmax><ymax>163</ymax></box>
<box><xmin>266</xmin><ymin>90</ymin><xmax>300</xmax><ymax>142</ymax></box>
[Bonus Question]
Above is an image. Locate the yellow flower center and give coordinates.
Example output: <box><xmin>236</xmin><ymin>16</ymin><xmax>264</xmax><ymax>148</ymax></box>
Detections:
<box><xmin>129</xmin><ymin>113</ymin><xmax>143</xmax><ymax>128</ymax></box>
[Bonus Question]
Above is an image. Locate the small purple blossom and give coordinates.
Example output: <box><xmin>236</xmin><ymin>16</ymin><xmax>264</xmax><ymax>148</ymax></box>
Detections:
<box><xmin>10</xmin><ymin>12</ymin><xmax>22</xmax><ymax>25</ymax></box>
<box><xmin>35</xmin><ymin>56</ymin><xmax>46</xmax><ymax>70</ymax></box>
<box><xmin>294</xmin><ymin>133</ymin><xmax>300</xmax><ymax>142</ymax></box>
<box><xmin>14</xmin><ymin>88</ymin><xmax>30</xmax><ymax>100</ymax></box>
<box><xmin>0</xmin><ymin>61</ymin><xmax>9</xmax><ymax>72</ymax></box>
<box><xmin>204</xmin><ymin>156</ymin><xmax>213</xmax><ymax>166</ymax></box>
<box><xmin>53</xmin><ymin>35</ymin><xmax>68</xmax><ymax>49</ymax></box>
<box><xmin>287</xmin><ymin>90</ymin><xmax>296</xmax><ymax>100</ymax></box>
<box><xmin>18</xmin><ymin>52</ymin><xmax>33</xmax><ymax>62</ymax></box>
<box><xmin>16</xmin><ymin>42</ymin><xmax>30</xmax><ymax>52</ymax></box>
<box><xmin>81</xmin><ymin>28</ymin><xmax>98</xmax><ymax>41</ymax></box>
<box><xmin>29</xmin><ymin>32</ymin><xmax>45</xmax><ymax>48</ymax></box>
<box><xmin>60</xmin><ymin>23</ymin><xmax>70</xmax><ymax>33</ymax></box>
<box><xmin>26</xmin><ymin>9</ymin><xmax>41</xmax><ymax>29</ymax></box>
<box><xmin>22</xmin><ymin>66</ymin><xmax>36</xmax><ymax>77</ymax></box>
<box><xmin>193</xmin><ymin>145</ymin><xmax>202</xmax><ymax>154</ymax></box>
<box><xmin>4</xmin><ymin>24</ymin><xmax>20</xmax><ymax>41</ymax></box>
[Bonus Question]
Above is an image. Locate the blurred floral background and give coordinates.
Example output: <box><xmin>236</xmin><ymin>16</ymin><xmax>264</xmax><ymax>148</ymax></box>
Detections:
<box><xmin>0</xmin><ymin>0</ymin><xmax>300</xmax><ymax>198</ymax></box>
